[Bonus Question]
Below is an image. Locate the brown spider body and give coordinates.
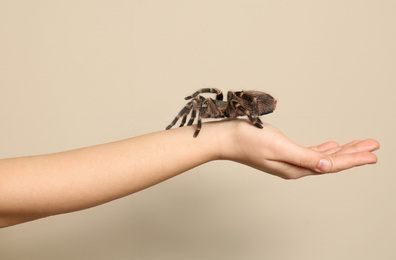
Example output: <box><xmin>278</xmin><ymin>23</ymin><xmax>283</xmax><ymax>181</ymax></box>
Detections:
<box><xmin>166</xmin><ymin>88</ymin><xmax>277</xmax><ymax>137</ymax></box>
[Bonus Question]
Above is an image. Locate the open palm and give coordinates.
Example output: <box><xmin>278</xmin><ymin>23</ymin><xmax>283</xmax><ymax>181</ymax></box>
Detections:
<box><xmin>219</xmin><ymin>120</ymin><xmax>379</xmax><ymax>179</ymax></box>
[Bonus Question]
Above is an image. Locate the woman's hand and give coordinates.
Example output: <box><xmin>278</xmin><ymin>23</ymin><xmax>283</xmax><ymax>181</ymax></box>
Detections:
<box><xmin>217</xmin><ymin>120</ymin><xmax>379</xmax><ymax>179</ymax></box>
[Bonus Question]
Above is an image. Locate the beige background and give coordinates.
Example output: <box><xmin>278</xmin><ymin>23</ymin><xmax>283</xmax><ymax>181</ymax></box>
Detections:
<box><xmin>1</xmin><ymin>0</ymin><xmax>395</xmax><ymax>259</ymax></box>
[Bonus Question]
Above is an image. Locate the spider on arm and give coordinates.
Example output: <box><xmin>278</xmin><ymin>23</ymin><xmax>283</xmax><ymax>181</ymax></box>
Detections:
<box><xmin>166</xmin><ymin>88</ymin><xmax>277</xmax><ymax>137</ymax></box>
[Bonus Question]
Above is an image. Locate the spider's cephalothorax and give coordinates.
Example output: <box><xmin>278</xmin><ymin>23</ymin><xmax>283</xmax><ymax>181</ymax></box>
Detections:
<box><xmin>166</xmin><ymin>88</ymin><xmax>277</xmax><ymax>137</ymax></box>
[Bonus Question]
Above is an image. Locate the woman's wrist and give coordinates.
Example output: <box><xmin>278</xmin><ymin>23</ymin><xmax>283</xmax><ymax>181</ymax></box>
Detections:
<box><xmin>201</xmin><ymin>119</ymin><xmax>241</xmax><ymax>162</ymax></box>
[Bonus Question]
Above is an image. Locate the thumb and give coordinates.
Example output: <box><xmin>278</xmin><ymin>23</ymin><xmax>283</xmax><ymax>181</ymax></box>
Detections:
<box><xmin>284</xmin><ymin>144</ymin><xmax>333</xmax><ymax>173</ymax></box>
<box><xmin>314</xmin><ymin>157</ymin><xmax>333</xmax><ymax>173</ymax></box>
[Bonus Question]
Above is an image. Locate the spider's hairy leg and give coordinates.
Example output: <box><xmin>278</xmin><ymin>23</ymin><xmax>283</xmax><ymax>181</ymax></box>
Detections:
<box><xmin>187</xmin><ymin>109</ymin><xmax>197</xmax><ymax>126</ymax></box>
<box><xmin>185</xmin><ymin>88</ymin><xmax>223</xmax><ymax>101</ymax></box>
<box><xmin>179</xmin><ymin>99</ymin><xmax>199</xmax><ymax>127</ymax></box>
<box><xmin>166</xmin><ymin>101</ymin><xmax>193</xmax><ymax>130</ymax></box>
<box><xmin>179</xmin><ymin>114</ymin><xmax>188</xmax><ymax>127</ymax></box>
<box><xmin>193</xmin><ymin>100</ymin><xmax>209</xmax><ymax>138</ymax></box>
<box><xmin>230</xmin><ymin>99</ymin><xmax>263</xmax><ymax>129</ymax></box>
<box><xmin>187</xmin><ymin>96</ymin><xmax>204</xmax><ymax>126</ymax></box>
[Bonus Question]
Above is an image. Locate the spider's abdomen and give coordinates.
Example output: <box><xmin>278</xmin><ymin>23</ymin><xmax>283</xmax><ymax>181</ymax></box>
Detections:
<box><xmin>226</xmin><ymin>90</ymin><xmax>277</xmax><ymax>118</ymax></box>
<box><xmin>250</xmin><ymin>91</ymin><xmax>277</xmax><ymax>115</ymax></box>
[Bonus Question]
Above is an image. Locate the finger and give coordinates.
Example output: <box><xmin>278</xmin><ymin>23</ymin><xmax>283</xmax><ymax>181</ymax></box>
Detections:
<box><xmin>331</xmin><ymin>139</ymin><xmax>380</xmax><ymax>156</ymax></box>
<box><xmin>342</xmin><ymin>139</ymin><xmax>362</xmax><ymax>147</ymax></box>
<box><xmin>310</xmin><ymin>141</ymin><xmax>339</xmax><ymax>152</ymax></box>
<box><xmin>324</xmin><ymin>140</ymin><xmax>362</xmax><ymax>155</ymax></box>
<box><xmin>267</xmin><ymin>150</ymin><xmax>378</xmax><ymax>178</ymax></box>
<box><xmin>350</xmin><ymin>139</ymin><xmax>380</xmax><ymax>152</ymax></box>
<box><xmin>329</xmin><ymin>151</ymin><xmax>378</xmax><ymax>172</ymax></box>
<box><xmin>315</xmin><ymin>139</ymin><xmax>380</xmax><ymax>156</ymax></box>
<box><xmin>320</xmin><ymin>146</ymin><xmax>343</xmax><ymax>155</ymax></box>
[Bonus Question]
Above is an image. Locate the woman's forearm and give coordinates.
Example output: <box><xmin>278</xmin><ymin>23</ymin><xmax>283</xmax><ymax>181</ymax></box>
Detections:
<box><xmin>0</xmin><ymin>124</ymin><xmax>222</xmax><ymax>227</ymax></box>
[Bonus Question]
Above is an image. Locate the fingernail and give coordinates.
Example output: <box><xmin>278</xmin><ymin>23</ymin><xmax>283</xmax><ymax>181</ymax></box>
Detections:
<box><xmin>316</xmin><ymin>159</ymin><xmax>332</xmax><ymax>173</ymax></box>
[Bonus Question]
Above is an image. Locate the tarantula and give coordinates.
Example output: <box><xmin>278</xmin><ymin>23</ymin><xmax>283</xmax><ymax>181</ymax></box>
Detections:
<box><xmin>166</xmin><ymin>88</ymin><xmax>277</xmax><ymax>137</ymax></box>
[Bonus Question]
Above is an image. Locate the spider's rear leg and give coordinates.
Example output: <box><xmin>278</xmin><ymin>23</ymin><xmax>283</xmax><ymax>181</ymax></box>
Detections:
<box><xmin>185</xmin><ymin>88</ymin><xmax>223</xmax><ymax>101</ymax></box>
<box><xmin>230</xmin><ymin>99</ymin><xmax>263</xmax><ymax>129</ymax></box>
<box><xmin>166</xmin><ymin>101</ymin><xmax>193</xmax><ymax>130</ymax></box>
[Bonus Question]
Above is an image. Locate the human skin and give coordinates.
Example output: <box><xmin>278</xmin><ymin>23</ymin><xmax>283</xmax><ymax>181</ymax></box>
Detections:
<box><xmin>0</xmin><ymin>119</ymin><xmax>379</xmax><ymax>228</ymax></box>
